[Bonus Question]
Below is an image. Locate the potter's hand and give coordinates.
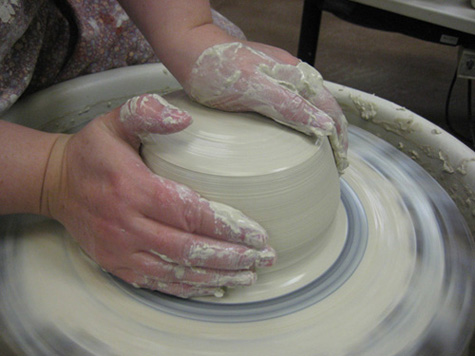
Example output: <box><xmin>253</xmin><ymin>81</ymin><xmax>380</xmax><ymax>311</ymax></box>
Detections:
<box><xmin>184</xmin><ymin>42</ymin><xmax>348</xmax><ymax>172</ymax></box>
<box><xmin>40</xmin><ymin>94</ymin><xmax>275</xmax><ymax>298</ymax></box>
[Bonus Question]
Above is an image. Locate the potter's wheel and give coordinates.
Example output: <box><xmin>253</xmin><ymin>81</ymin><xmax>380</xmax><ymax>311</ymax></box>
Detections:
<box><xmin>1</xmin><ymin>64</ymin><xmax>474</xmax><ymax>355</ymax></box>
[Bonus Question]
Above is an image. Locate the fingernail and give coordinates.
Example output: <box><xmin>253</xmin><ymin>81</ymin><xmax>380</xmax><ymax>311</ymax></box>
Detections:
<box><xmin>119</xmin><ymin>94</ymin><xmax>192</xmax><ymax>136</ymax></box>
<box><xmin>213</xmin><ymin>288</ymin><xmax>225</xmax><ymax>298</ymax></box>
<box><xmin>255</xmin><ymin>247</ymin><xmax>277</xmax><ymax>268</ymax></box>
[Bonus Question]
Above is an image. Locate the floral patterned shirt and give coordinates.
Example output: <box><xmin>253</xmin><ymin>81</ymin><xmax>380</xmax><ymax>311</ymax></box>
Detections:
<box><xmin>0</xmin><ymin>0</ymin><xmax>244</xmax><ymax>115</ymax></box>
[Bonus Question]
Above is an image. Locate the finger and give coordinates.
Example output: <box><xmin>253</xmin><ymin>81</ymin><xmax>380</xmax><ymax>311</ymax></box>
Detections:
<box><xmin>293</xmin><ymin>63</ymin><xmax>348</xmax><ymax>145</ymax></box>
<box><xmin>109</xmin><ymin>94</ymin><xmax>193</xmax><ymax>147</ymax></box>
<box><xmin>259</xmin><ymin>61</ymin><xmax>348</xmax><ymax>141</ymax></box>
<box><xmin>140</xmin><ymin>174</ymin><xmax>269</xmax><ymax>249</ymax></box>
<box><xmin>256</xmin><ymin>62</ymin><xmax>349</xmax><ymax>171</ymax></box>
<box><xmin>115</xmin><ymin>268</ymin><xmax>226</xmax><ymax>298</ymax></box>
<box><xmin>303</xmin><ymin>86</ymin><xmax>349</xmax><ymax>172</ymax></box>
<box><xmin>134</xmin><ymin>217</ymin><xmax>276</xmax><ymax>270</ymax></box>
<box><xmin>242</xmin><ymin>74</ymin><xmax>336</xmax><ymax>138</ymax></box>
<box><xmin>271</xmin><ymin>62</ymin><xmax>349</xmax><ymax>170</ymax></box>
<box><xmin>129</xmin><ymin>251</ymin><xmax>257</xmax><ymax>287</ymax></box>
<box><xmin>146</xmin><ymin>281</ymin><xmax>226</xmax><ymax>299</ymax></box>
<box><xmin>306</xmin><ymin>87</ymin><xmax>347</xmax><ymax>137</ymax></box>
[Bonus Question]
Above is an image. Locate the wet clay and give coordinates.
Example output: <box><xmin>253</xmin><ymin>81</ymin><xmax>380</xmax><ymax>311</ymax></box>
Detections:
<box><xmin>141</xmin><ymin>90</ymin><xmax>341</xmax><ymax>269</ymax></box>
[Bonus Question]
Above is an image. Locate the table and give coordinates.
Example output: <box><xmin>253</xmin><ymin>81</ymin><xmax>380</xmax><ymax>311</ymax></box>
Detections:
<box><xmin>297</xmin><ymin>0</ymin><xmax>475</xmax><ymax>64</ymax></box>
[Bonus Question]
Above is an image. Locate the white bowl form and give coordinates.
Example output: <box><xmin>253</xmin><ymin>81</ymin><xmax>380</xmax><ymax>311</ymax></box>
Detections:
<box><xmin>141</xmin><ymin>90</ymin><xmax>341</xmax><ymax>270</ymax></box>
<box><xmin>1</xmin><ymin>64</ymin><xmax>474</xmax><ymax>356</ymax></box>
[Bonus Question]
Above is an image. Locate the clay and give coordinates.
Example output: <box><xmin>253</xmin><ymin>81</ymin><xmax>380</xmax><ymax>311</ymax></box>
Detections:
<box><xmin>141</xmin><ymin>90</ymin><xmax>341</xmax><ymax>269</ymax></box>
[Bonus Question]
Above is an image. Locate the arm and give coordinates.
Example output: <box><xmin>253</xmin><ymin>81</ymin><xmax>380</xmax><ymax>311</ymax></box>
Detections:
<box><xmin>0</xmin><ymin>121</ymin><xmax>61</xmax><ymax>215</ymax></box>
<box><xmin>117</xmin><ymin>0</ymin><xmax>348</xmax><ymax>171</ymax></box>
<box><xmin>117</xmin><ymin>0</ymin><xmax>235</xmax><ymax>84</ymax></box>
<box><xmin>0</xmin><ymin>1</ymin><xmax>277</xmax><ymax>299</ymax></box>
<box><xmin>0</xmin><ymin>94</ymin><xmax>275</xmax><ymax>298</ymax></box>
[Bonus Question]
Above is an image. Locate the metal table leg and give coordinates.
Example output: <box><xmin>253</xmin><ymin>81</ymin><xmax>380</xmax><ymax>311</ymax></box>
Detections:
<box><xmin>297</xmin><ymin>0</ymin><xmax>325</xmax><ymax>64</ymax></box>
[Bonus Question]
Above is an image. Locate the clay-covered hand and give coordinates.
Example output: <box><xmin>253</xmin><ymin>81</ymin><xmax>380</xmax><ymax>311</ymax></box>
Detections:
<box><xmin>183</xmin><ymin>42</ymin><xmax>348</xmax><ymax>172</ymax></box>
<box><xmin>40</xmin><ymin>94</ymin><xmax>276</xmax><ymax>298</ymax></box>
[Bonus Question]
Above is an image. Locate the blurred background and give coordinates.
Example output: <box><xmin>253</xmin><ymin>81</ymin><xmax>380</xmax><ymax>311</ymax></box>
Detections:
<box><xmin>211</xmin><ymin>0</ymin><xmax>474</xmax><ymax>147</ymax></box>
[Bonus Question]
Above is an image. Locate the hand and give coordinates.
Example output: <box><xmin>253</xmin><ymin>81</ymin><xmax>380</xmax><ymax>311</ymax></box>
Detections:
<box><xmin>184</xmin><ymin>42</ymin><xmax>349</xmax><ymax>172</ymax></box>
<box><xmin>40</xmin><ymin>94</ymin><xmax>276</xmax><ymax>298</ymax></box>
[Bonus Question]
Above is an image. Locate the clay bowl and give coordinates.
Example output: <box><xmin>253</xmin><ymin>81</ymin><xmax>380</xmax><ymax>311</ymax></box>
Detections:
<box><xmin>141</xmin><ymin>90</ymin><xmax>341</xmax><ymax>271</ymax></box>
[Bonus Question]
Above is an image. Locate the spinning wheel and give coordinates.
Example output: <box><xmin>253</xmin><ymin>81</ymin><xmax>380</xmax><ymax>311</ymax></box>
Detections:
<box><xmin>1</xmin><ymin>64</ymin><xmax>473</xmax><ymax>355</ymax></box>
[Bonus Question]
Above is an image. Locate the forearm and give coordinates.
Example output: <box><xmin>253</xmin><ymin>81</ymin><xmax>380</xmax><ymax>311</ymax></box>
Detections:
<box><xmin>117</xmin><ymin>0</ymin><xmax>239</xmax><ymax>84</ymax></box>
<box><xmin>0</xmin><ymin>121</ymin><xmax>62</xmax><ymax>215</ymax></box>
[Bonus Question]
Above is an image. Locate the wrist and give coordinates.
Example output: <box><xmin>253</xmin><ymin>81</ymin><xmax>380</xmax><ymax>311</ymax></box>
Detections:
<box><xmin>156</xmin><ymin>23</ymin><xmax>240</xmax><ymax>85</ymax></box>
<box><xmin>0</xmin><ymin>122</ymin><xmax>67</xmax><ymax>216</ymax></box>
<box><xmin>39</xmin><ymin>134</ymin><xmax>71</xmax><ymax>219</ymax></box>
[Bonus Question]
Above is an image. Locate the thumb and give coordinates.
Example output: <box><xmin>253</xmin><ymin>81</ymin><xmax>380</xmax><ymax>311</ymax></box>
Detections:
<box><xmin>110</xmin><ymin>94</ymin><xmax>193</xmax><ymax>148</ymax></box>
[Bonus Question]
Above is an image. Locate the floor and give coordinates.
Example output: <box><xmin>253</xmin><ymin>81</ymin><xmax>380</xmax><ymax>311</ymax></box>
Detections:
<box><xmin>210</xmin><ymin>0</ymin><xmax>474</xmax><ymax>148</ymax></box>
